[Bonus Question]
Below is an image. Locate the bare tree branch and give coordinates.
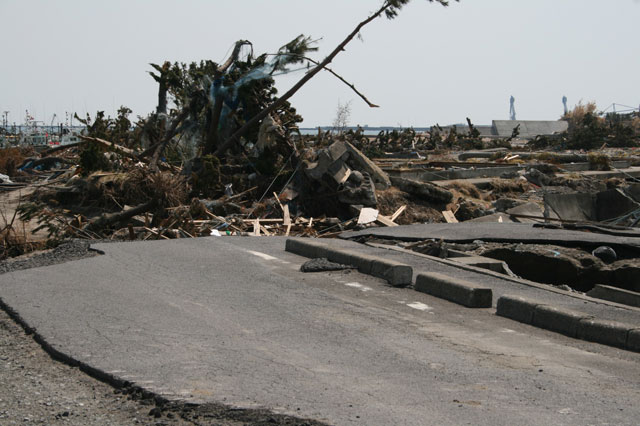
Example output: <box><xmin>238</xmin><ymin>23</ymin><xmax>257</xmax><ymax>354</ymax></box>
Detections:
<box><xmin>213</xmin><ymin>1</ymin><xmax>398</xmax><ymax>157</ymax></box>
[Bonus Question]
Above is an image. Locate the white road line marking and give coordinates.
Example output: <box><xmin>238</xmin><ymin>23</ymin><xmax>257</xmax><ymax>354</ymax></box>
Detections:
<box><xmin>407</xmin><ymin>302</ymin><xmax>432</xmax><ymax>311</ymax></box>
<box><xmin>247</xmin><ymin>250</ymin><xmax>278</xmax><ymax>261</ymax></box>
<box><xmin>500</xmin><ymin>328</ymin><xmax>516</xmax><ymax>333</ymax></box>
<box><xmin>345</xmin><ymin>282</ymin><xmax>372</xmax><ymax>292</ymax></box>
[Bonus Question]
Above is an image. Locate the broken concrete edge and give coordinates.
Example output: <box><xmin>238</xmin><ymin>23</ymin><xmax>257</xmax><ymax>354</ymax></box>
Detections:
<box><xmin>0</xmin><ymin>296</ymin><xmax>166</xmax><ymax>404</ymax></box>
<box><xmin>366</xmin><ymin>242</ymin><xmax>640</xmax><ymax>314</ymax></box>
<box><xmin>415</xmin><ymin>272</ymin><xmax>492</xmax><ymax>308</ymax></box>
<box><xmin>0</xmin><ymin>295</ymin><xmax>332</xmax><ymax>424</ymax></box>
<box><xmin>284</xmin><ymin>238</ymin><xmax>412</xmax><ymax>287</ymax></box>
<box><xmin>496</xmin><ymin>295</ymin><xmax>640</xmax><ymax>352</ymax></box>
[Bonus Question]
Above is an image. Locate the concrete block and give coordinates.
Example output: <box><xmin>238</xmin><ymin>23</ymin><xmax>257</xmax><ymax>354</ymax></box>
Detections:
<box><xmin>349</xmin><ymin>253</ymin><xmax>378</xmax><ymax>275</ymax></box>
<box><xmin>325</xmin><ymin>248</ymin><xmax>356</xmax><ymax>267</ymax></box>
<box><xmin>578</xmin><ymin>318</ymin><xmax>630</xmax><ymax>349</ymax></box>
<box><xmin>370</xmin><ymin>259</ymin><xmax>413</xmax><ymax>287</ymax></box>
<box><xmin>415</xmin><ymin>272</ymin><xmax>492</xmax><ymax>308</ymax></box>
<box><xmin>285</xmin><ymin>238</ymin><xmax>328</xmax><ymax>259</ymax></box>
<box><xmin>533</xmin><ymin>305</ymin><xmax>592</xmax><ymax>338</ymax></box>
<box><xmin>496</xmin><ymin>295</ymin><xmax>538</xmax><ymax>324</ymax></box>
<box><xmin>627</xmin><ymin>329</ymin><xmax>640</xmax><ymax>352</ymax></box>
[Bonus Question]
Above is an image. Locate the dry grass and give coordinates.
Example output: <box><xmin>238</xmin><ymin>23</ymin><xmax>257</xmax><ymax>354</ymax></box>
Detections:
<box><xmin>448</xmin><ymin>180</ymin><xmax>485</xmax><ymax>200</ymax></box>
<box><xmin>120</xmin><ymin>169</ymin><xmax>189</xmax><ymax>208</ymax></box>
<box><xmin>376</xmin><ymin>187</ymin><xmax>444</xmax><ymax>224</ymax></box>
<box><xmin>80</xmin><ymin>169</ymin><xmax>190</xmax><ymax>211</ymax></box>
<box><xmin>564</xmin><ymin>101</ymin><xmax>604</xmax><ymax>128</ymax></box>
<box><xmin>0</xmin><ymin>147</ymin><xmax>33</xmax><ymax>175</ymax></box>
<box><xmin>486</xmin><ymin>179</ymin><xmax>531</xmax><ymax>199</ymax></box>
<box><xmin>587</xmin><ymin>152</ymin><xmax>611</xmax><ymax>171</ymax></box>
<box><xmin>0</xmin><ymin>203</ymin><xmax>47</xmax><ymax>259</ymax></box>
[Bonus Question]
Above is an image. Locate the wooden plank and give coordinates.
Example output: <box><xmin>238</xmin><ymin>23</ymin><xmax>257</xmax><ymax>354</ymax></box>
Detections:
<box><xmin>285</xmin><ymin>223</ymin><xmax>291</xmax><ymax>236</ymax></box>
<box><xmin>273</xmin><ymin>192</ymin><xmax>285</xmax><ymax>211</ymax></box>
<box><xmin>390</xmin><ymin>205</ymin><xmax>407</xmax><ymax>222</ymax></box>
<box><xmin>260</xmin><ymin>225</ymin><xmax>272</xmax><ymax>236</ymax></box>
<box><xmin>442</xmin><ymin>210</ymin><xmax>458</xmax><ymax>223</ymax></box>
<box><xmin>376</xmin><ymin>215</ymin><xmax>398</xmax><ymax>227</ymax></box>
<box><xmin>253</xmin><ymin>219</ymin><xmax>260</xmax><ymax>236</ymax></box>
<box><xmin>283</xmin><ymin>204</ymin><xmax>291</xmax><ymax>226</ymax></box>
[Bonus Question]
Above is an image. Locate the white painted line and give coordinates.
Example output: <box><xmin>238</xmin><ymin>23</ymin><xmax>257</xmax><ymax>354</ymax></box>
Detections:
<box><xmin>407</xmin><ymin>302</ymin><xmax>432</xmax><ymax>311</ymax></box>
<box><xmin>345</xmin><ymin>282</ymin><xmax>372</xmax><ymax>292</ymax></box>
<box><xmin>247</xmin><ymin>250</ymin><xmax>279</xmax><ymax>261</ymax></box>
<box><xmin>500</xmin><ymin>328</ymin><xmax>516</xmax><ymax>333</ymax></box>
<box><xmin>245</xmin><ymin>249</ymin><xmax>290</xmax><ymax>264</ymax></box>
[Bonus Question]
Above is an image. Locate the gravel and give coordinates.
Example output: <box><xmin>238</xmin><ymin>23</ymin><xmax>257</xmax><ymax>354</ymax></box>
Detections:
<box><xmin>0</xmin><ymin>240</ymin><xmax>98</xmax><ymax>275</ymax></box>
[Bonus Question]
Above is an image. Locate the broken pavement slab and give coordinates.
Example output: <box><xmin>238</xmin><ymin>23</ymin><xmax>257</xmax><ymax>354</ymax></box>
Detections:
<box><xmin>340</xmin><ymin>222</ymin><xmax>640</xmax><ymax>250</ymax></box>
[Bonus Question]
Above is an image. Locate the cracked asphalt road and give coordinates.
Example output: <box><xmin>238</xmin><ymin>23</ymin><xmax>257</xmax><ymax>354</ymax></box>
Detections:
<box><xmin>1</xmin><ymin>236</ymin><xmax>639</xmax><ymax>425</ymax></box>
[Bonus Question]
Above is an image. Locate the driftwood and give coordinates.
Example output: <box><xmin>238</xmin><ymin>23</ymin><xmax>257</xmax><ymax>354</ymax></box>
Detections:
<box><xmin>78</xmin><ymin>135</ymin><xmax>139</xmax><ymax>159</ymax></box>
<box><xmin>83</xmin><ymin>201</ymin><xmax>155</xmax><ymax>233</ymax></box>
<box><xmin>213</xmin><ymin>1</ymin><xmax>413</xmax><ymax>157</ymax></box>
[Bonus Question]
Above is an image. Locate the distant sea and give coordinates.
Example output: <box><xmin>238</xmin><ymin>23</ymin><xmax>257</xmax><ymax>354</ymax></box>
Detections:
<box><xmin>298</xmin><ymin>126</ymin><xmax>431</xmax><ymax>136</ymax></box>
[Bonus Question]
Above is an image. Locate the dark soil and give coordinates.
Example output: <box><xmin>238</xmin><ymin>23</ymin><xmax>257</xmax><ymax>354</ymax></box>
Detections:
<box><xmin>471</xmin><ymin>242</ymin><xmax>640</xmax><ymax>293</ymax></box>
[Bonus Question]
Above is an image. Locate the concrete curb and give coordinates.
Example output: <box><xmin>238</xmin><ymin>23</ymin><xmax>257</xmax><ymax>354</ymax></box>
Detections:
<box><xmin>628</xmin><ymin>329</ymin><xmax>640</xmax><ymax>352</ymax></box>
<box><xmin>285</xmin><ymin>238</ymin><xmax>329</xmax><ymax>259</ymax></box>
<box><xmin>496</xmin><ymin>294</ymin><xmax>640</xmax><ymax>352</ymax></box>
<box><xmin>587</xmin><ymin>285</ymin><xmax>640</xmax><ymax>308</ymax></box>
<box><xmin>415</xmin><ymin>272</ymin><xmax>492</xmax><ymax>308</ymax></box>
<box><xmin>285</xmin><ymin>238</ymin><xmax>412</xmax><ymax>287</ymax></box>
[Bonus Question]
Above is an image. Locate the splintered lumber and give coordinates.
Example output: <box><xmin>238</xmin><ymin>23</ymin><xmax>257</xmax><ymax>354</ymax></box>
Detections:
<box><xmin>260</xmin><ymin>225</ymin><xmax>272</xmax><ymax>236</ymax></box>
<box><xmin>78</xmin><ymin>135</ymin><xmax>139</xmax><ymax>159</ymax></box>
<box><xmin>143</xmin><ymin>227</ymin><xmax>170</xmax><ymax>240</ymax></box>
<box><xmin>283</xmin><ymin>204</ymin><xmax>292</xmax><ymax>226</ymax></box>
<box><xmin>376</xmin><ymin>215</ymin><xmax>398</xmax><ymax>227</ymax></box>
<box><xmin>226</xmin><ymin>186</ymin><xmax>257</xmax><ymax>201</ymax></box>
<box><xmin>390</xmin><ymin>205</ymin><xmax>406</xmax><ymax>222</ymax></box>
<box><xmin>442</xmin><ymin>210</ymin><xmax>458</xmax><ymax>223</ymax></box>
<box><xmin>273</xmin><ymin>192</ymin><xmax>285</xmax><ymax>211</ymax></box>
<box><xmin>253</xmin><ymin>219</ymin><xmax>260</xmax><ymax>236</ymax></box>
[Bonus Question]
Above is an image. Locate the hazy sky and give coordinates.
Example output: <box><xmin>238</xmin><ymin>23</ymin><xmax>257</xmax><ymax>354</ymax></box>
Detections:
<box><xmin>1</xmin><ymin>0</ymin><xmax>639</xmax><ymax>128</ymax></box>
